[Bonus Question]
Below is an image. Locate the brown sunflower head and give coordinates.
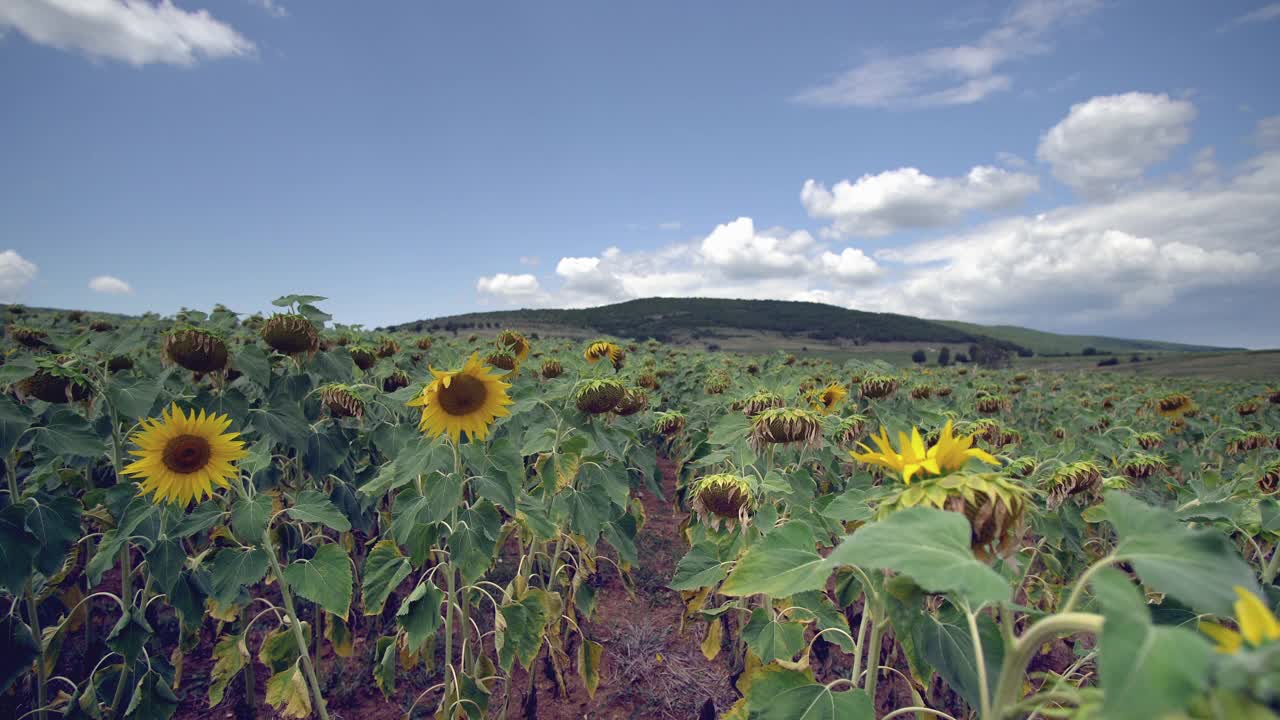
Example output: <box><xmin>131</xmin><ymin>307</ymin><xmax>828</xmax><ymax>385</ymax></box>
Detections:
<box><xmin>740</xmin><ymin>389</ymin><xmax>784</xmax><ymax>417</ymax></box>
<box><xmin>416</xmin><ymin>336</ymin><xmax>433</xmax><ymax>351</ymax></box>
<box><xmin>1227</xmin><ymin>431</ymin><xmax>1271</xmax><ymax>454</ymax></box>
<box><xmin>910</xmin><ymin>384</ymin><xmax>934</xmax><ymax>400</ymax></box>
<box><xmin>349</xmin><ymin>345</ymin><xmax>378</xmax><ymax>371</ymax></box>
<box><xmin>690</xmin><ymin>474</ymin><xmax>755</xmax><ymax>531</ymax></box>
<box><xmin>835</xmin><ymin>414</ymin><xmax>870</xmax><ymax>447</ymax></box>
<box><xmin>975</xmin><ymin>394</ymin><xmax>1010</xmax><ymax>414</ymax></box>
<box><xmin>1044</xmin><ymin>461</ymin><xmax>1103</xmax><ymax>510</ymax></box>
<box><xmin>1237</xmin><ymin>400</ymin><xmax>1260</xmax><ymax>416</ymax></box>
<box><xmin>614</xmin><ymin>388</ymin><xmax>649</xmax><ymax>416</ymax></box>
<box><xmin>637</xmin><ymin>372</ymin><xmax>658</xmax><ymax>389</ymax></box>
<box><xmin>1133</xmin><ymin>432</ymin><xmax>1163</xmax><ymax>450</ymax></box>
<box><xmin>376</xmin><ymin>338</ymin><xmax>401</xmax><ymax>358</ymax></box>
<box><xmin>16</xmin><ymin>355</ymin><xmax>92</xmax><ymax>405</ymax></box>
<box><xmin>383</xmin><ymin>369</ymin><xmax>411</xmax><ymax>392</ymax></box>
<box><xmin>1154</xmin><ymin>392</ymin><xmax>1194</xmax><ymax>418</ymax></box>
<box><xmin>1259</xmin><ymin>461</ymin><xmax>1280</xmax><ymax>495</ymax></box>
<box><xmin>496</xmin><ymin>330</ymin><xmax>531</xmax><ymax>361</ymax></box>
<box><xmin>748</xmin><ymin>407</ymin><xmax>823</xmax><ymax>452</ymax></box>
<box><xmin>878</xmin><ymin>473</ymin><xmax>1029</xmax><ymax>560</ymax></box>
<box><xmin>319</xmin><ymin>383</ymin><xmax>365</xmax><ymax>419</ymax></box>
<box><xmin>484</xmin><ymin>349</ymin><xmax>519</xmax><ymax>372</ymax></box>
<box><xmin>859</xmin><ymin>375</ymin><xmax>899</xmax><ymax>400</ymax></box>
<box><xmin>540</xmin><ymin>359</ymin><xmax>564</xmax><ymax>379</ymax></box>
<box><xmin>652</xmin><ymin>410</ymin><xmax>686</xmax><ymax>436</ymax></box>
<box><xmin>1119</xmin><ymin>452</ymin><xmax>1166</xmax><ymax>480</ymax></box>
<box><xmin>163</xmin><ymin>326</ymin><xmax>230</xmax><ymax>373</ymax></box>
<box><xmin>7</xmin><ymin>324</ymin><xmax>48</xmax><ymax>349</ymax></box>
<box><xmin>261</xmin><ymin>313</ymin><xmax>320</xmax><ymax>356</ymax></box>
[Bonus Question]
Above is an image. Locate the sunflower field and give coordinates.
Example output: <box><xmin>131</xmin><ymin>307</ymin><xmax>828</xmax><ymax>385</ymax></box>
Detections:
<box><xmin>2</xmin><ymin>296</ymin><xmax>1279</xmax><ymax>720</ymax></box>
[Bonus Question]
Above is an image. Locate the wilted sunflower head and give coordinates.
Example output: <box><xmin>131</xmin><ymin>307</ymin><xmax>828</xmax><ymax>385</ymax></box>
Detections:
<box><xmin>1133</xmin><ymin>431</ymin><xmax>1163</xmax><ymax>450</ymax></box>
<box><xmin>383</xmin><ymin>369</ymin><xmax>411</xmax><ymax>392</ymax></box>
<box><xmin>652</xmin><ymin>410</ymin><xmax>686</xmax><ymax>436</ymax></box>
<box><xmin>975</xmin><ymin>395</ymin><xmax>1010</xmax><ymax>414</ymax></box>
<box><xmin>406</xmin><ymin>352</ymin><xmax>513</xmax><ymax>443</ymax></box>
<box><xmin>690</xmin><ymin>474</ymin><xmax>755</xmax><ymax>531</ymax></box>
<box><xmin>261</xmin><ymin>313</ymin><xmax>320</xmax><ymax>356</ymax></box>
<box><xmin>1004</xmin><ymin>456</ymin><xmax>1038</xmax><ymax>479</ymax></box>
<box><xmin>1044</xmin><ymin>461</ymin><xmax>1103</xmax><ymax>509</ymax></box>
<box><xmin>496</xmin><ymin>330</ymin><xmax>531</xmax><ymax>362</ymax></box>
<box><xmin>163</xmin><ymin>325</ymin><xmax>230</xmax><ymax>374</ymax></box>
<box><xmin>416</xmin><ymin>336</ymin><xmax>433</xmax><ymax>351</ymax></box>
<box><xmin>575</xmin><ymin>378</ymin><xmax>626</xmax><ymax>415</ymax></box>
<box><xmin>812</xmin><ymin>383</ymin><xmax>848</xmax><ymax>414</ymax></box>
<box><xmin>484</xmin><ymin>349</ymin><xmax>519</xmax><ymax>372</ymax></box>
<box><xmin>89</xmin><ymin>319</ymin><xmax>114</xmax><ymax>332</ymax></box>
<box><xmin>122</xmin><ymin>404</ymin><xmax>248</xmax><ymax>505</ymax></box>
<box><xmin>16</xmin><ymin>355</ymin><xmax>93</xmax><ymax>405</ymax></box>
<box><xmin>909</xmin><ymin>384</ymin><xmax>934</xmax><ymax>400</ymax></box>
<box><xmin>614</xmin><ymin>388</ymin><xmax>649</xmax><ymax>416</ymax></box>
<box><xmin>319</xmin><ymin>383</ymin><xmax>365</xmax><ymax>419</ymax></box>
<box><xmin>1237</xmin><ymin>400</ymin><xmax>1260</xmax><ymax>416</ymax></box>
<box><xmin>877</xmin><ymin>472</ymin><xmax>1030</xmax><ymax>559</ymax></box>
<box><xmin>740</xmin><ymin>389</ymin><xmax>784</xmax><ymax>417</ymax></box>
<box><xmin>859</xmin><ymin>375</ymin><xmax>899</xmax><ymax>400</ymax></box>
<box><xmin>540</xmin><ymin>359</ymin><xmax>563</xmax><ymax>379</ymax></box>
<box><xmin>637</xmin><ymin>372</ymin><xmax>658</xmax><ymax>390</ymax></box>
<box><xmin>349</xmin><ymin>345</ymin><xmax>378</xmax><ymax>371</ymax></box>
<box><xmin>1227</xmin><ymin>431</ymin><xmax>1271</xmax><ymax>454</ymax></box>
<box><xmin>835</xmin><ymin>414</ymin><xmax>870</xmax><ymax>447</ymax></box>
<box><xmin>1259</xmin><ymin>461</ymin><xmax>1280</xmax><ymax>495</ymax></box>
<box><xmin>1154</xmin><ymin>392</ymin><xmax>1194</xmax><ymax>418</ymax></box>
<box><xmin>1119</xmin><ymin>452</ymin><xmax>1167</xmax><ymax>480</ymax></box>
<box><xmin>376</xmin><ymin>337</ymin><xmax>401</xmax><ymax>358</ymax></box>
<box><xmin>7</xmin><ymin>324</ymin><xmax>48</xmax><ymax>349</ymax></box>
<box><xmin>749</xmin><ymin>407</ymin><xmax>823</xmax><ymax>452</ymax></box>
<box><xmin>584</xmin><ymin>340</ymin><xmax>625</xmax><ymax>370</ymax></box>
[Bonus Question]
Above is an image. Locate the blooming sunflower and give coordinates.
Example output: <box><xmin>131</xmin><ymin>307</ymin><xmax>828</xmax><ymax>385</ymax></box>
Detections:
<box><xmin>812</xmin><ymin>383</ymin><xmax>848</xmax><ymax>414</ymax></box>
<box><xmin>1201</xmin><ymin>586</ymin><xmax>1280</xmax><ymax>653</ymax></box>
<box><xmin>123</xmin><ymin>404</ymin><xmax>248</xmax><ymax>505</ymax></box>
<box><xmin>852</xmin><ymin>420</ymin><xmax>997</xmax><ymax>484</ymax></box>
<box><xmin>406</xmin><ymin>353</ymin><xmax>513</xmax><ymax>443</ymax></box>
<box><xmin>584</xmin><ymin>340</ymin><xmax>624</xmax><ymax>369</ymax></box>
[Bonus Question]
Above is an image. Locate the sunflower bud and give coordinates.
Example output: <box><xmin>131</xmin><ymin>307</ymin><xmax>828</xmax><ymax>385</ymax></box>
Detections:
<box><xmin>163</xmin><ymin>326</ymin><xmax>230</xmax><ymax>373</ymax></box>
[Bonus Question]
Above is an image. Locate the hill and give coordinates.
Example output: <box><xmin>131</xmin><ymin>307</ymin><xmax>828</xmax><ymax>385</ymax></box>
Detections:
<box><xmin>393</xmin><ymin>297</ymin><xmax>1024</xmax><ymax>349</ymax></box>
<box><xmin>934</xmin><ymin>320</ymin><xmax>1240</xmax><ymax>356</ymax></box>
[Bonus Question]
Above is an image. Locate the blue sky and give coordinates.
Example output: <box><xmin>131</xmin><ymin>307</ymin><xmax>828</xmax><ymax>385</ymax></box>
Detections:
<box><xmin>2</xmin><ymin>0</ymin><xmax>1278</xmax><ymax>346</ymax></box>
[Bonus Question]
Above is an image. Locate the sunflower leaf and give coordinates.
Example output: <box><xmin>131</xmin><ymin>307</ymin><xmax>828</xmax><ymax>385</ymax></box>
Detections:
<box><xmin>283</xmin><ymin>543</ymin><xmax>353</xmax><ymax>620</ymax></box>
<box><xmin>287</xmin><ymin>489</ymin><xmax>351</xmax><ymax>532</ymax></box>
<box><xmin>362</xmin><ymin>540</ymin><xmax>412</xmax><ymax>616</ymax></box>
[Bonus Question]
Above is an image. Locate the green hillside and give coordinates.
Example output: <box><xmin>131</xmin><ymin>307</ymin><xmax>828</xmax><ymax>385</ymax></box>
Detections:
<box><xmin>394</xmin><ymin>297</ymin><xmax>1023</xmax><ymax>349</ymax></box>
<box><xmin>934</xmin><ymin>320</ymin><xmax>1239</xmax><ymax>356</ymax></box>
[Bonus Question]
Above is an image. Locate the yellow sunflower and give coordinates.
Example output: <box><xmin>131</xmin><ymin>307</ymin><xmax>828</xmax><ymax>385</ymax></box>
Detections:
<box><xmin>851</xmin><ymin>420</ymin><xmax>997</xmax><ymax>485</ymax></box>
<box><xmin>584</xmin><ymin>341</ymin><xmax>624</xmax><ymax>368</ymax></box>
<box><xmin>1201</xmin><ymin>586</ymin><xmax>1280</xmax><ymax>653</ymax></box>
<box><xmin>812</xmin><ymin>382</ymin><xmax>848</xmax><ymax>414</ymax></box>
<box><xmin>407</xmin><ymin>352</ymin><xmax>513</xmax><ymax>443</ymax></box>
<box><xmin>122</xmin><ymin>404</ymin><xmax>248</xmax><ymax>505</ymax></box>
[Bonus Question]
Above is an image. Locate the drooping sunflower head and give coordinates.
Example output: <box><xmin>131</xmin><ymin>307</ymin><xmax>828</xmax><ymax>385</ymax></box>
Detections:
<box><xmin>349</xmin><ymin>344</ymin><xmax>377</xmax><ymax>371</ymax></box>
<box><xmin>540</xmin><ymin>359</ymin><xmax>564</xmax><ymax>379</ymax></box>
<box><xmin>376</xmin><ymin>337</ymin><xmax>401</xmax><ymax>358</ymax></box>
<box><xmin>16</xmin><ymin>355</ymin><xmax>93</xmax><ymax>405</ymax></box>
<box><xmin>835</xmin><ymin>413</ymin><xmax>870</xmax><ymax>447</ymax></box>
<box><xmin>975</xmin><ymin>394</ymin><xmax>1010</xmax><ymax>414</ymax></box>
<box><xmin>584</xmin><ymin>340</ymin><xmax>625</xmax><ymax>370</ymax></box>
<box><xmin>1044</xmin><ymin>461</ymin><xmax>1103</xmax><ymax>509</ymax></box>
<box><xmin>1154</xmin><ymin>392</ymin><xmax>1194</xmax><ymax>418</ymax></box>
<box><xmin>812</xmin><ymin>383</ymin><xmax>848</xmax><ymax>414</ymax></box>
<box><xmin>637</xmin><ymin>372</ymin><xmax>658</xmax><ymax>390</ymax></box>
<box><xmin>690</xmin><ymin>474</ymin><xmax>755</xmax><ymax>531</ymax></box>
<box><xmin>1132</xmin><ymin>431</ymin><xmax>1163</xmax><ymax>451</ymax></box>
<box><xmin>859</xmin><ymin>375</ymin><xmax>899</xmax><ymax>400</ymax></box>
<box><xmin>7</xmin><ymin>324</ymin><xmax>48</xmax><ymax>349</ymax></box>
<box><xmin>614</xmin><ymin>388</ymin><xmax>649</xmax><ymax>417</ymax></box>
<box><xmin>652</xmin><ymin>410</ymin><xmax>686</xmax><ymax>436</ymax></box>
<box><xmin>574</xmin><ymin>378</ymin><xmax>626</xmax><ymax>415</ymax></box>
<box><xmin>1237</xmin><ymin>400</ymin><xmax>1260</xmax><ymax>417</ymax></box>
<box><xmin>740</xmin><ymin>389</ymin><xmax>784</xmax><ymax>417</ymax></box>
<box><xmin>261</xmin><ymin>313</ymin><xmax>320</xmax><ymax>357</ymax></box>
<box><xmin>1259</xmin><ymin>461</ymin><xmax>1280</xmax><ymax>495</ymax></box>
<box><xmin>1119</xmin><ymin>452</ymin><xmax>1167</xmax><ymax>480</ymax></box>
<box><xmin>1003</xmin><ymin>456</ymin><xmax>1038</xmax><ymax>479</ymax></box>
<box><xmin>89</xmin><ymin>319</ymin><xmax>114</xmax><ymax>332</ymax></box>
<box><xmin>163</xmin><ymin>325</ymin><xmax>230</xmax><ymax>374</ymax></box>
<box><xmin>319</xmin><ymin>383</ymin><xmax>365</xmax><ymax>419</ymax></box>
<box><xmin>496</xmin><ymin>330</ymin><xmax>531</xmax><ymax>362</ymax></box>
<box><xmin>1227</xmin><ymin>431</ymin><xmax>1271</xmax><ymax>455</ymax></box>
<box><xmin>704</xmin><ymin>370</ymin><xmax>732</xmax><ymax>395</ymax></box>
<box><xmin>1200</xmin><ymin>586</ymin><xmax>1280</xmax><ymax>654</ymax></box>
<box><xmin>484</xmin><ymin>349</ymin><xmax>519</xmax><ymax>373</ymax></box>
<box><xmin>416</xmin><ymin>336</ymin><xmax>434</xmax><ymax>351</ymax></box>
<box><xmin>123</xmin><ymin>404</ymin><xmax>248</xmax><ymax>505</ymax></box>
<box><xmin>749</xmin><ymin>407</ymin><xmax>823</xmax><ymax>452</ymax></box>
<box><xmin>876</xmin><ymin>472</ymin><xmax>1030</xmax><ymax>559</ymax></box>
<box><xmin>383</xmin><ymin>369</ymin><xmax>411</xmax><ymax>393</ymax></box>
<box><xmin>406</xmin><ymin>353</ymin><xmax>513</xmax><ymax>443</ymax></box>
<box><xmin>909</xmin><ymin>384</ymin><xmax>934</xmax><ymax>400</ymax></box>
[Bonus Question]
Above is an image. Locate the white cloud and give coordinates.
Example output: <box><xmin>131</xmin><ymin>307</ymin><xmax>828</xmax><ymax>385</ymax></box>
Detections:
<box><xmin>0</xmin><ymin>250</ymin><xmax>38</xmax><ymax>302</ymax></box>
<box><xmin>88</xmin><ymin>275</ymin><xmax>133</xmax><ymax>295</ymax></box>
<box><xmin>996</xmin><ymin>151</ymin><xmax>1029</xmax><ymax>169</ymax></box>
<box><xmin>476</xmin><ymin>273</ymin><xmax>542</xmax><ymax>302</ymax></box>
<box><xmin>1218</xmin><ymin>3</ymin><xmax>1280</xmax><ymax>32</ymax></box>
<box><xmin>820</xmin><ymin>248</ymin><xmax>881</xmax><ymax>283</ymax></box>
<box><xmin>1256</xmin><ymin>115</ymin><xmax>1280</xmax><ymax>148</ymax></box>
<box><xmin>699</xmin><ymin>217</ymin><xmax>815</xmax><ymax>277</ymax></box>
<box><xmin>249</xmin><ymin>0</ymin><xmax>287</xmax><ymax>19</ymax></box>
<box><xmin>793</xmin><ymin>0</ymin><xmax>1100</xmax><ymax>108</ymax></box>
<box><xmin>802</xmin><ymin>165</ymin><xmax>1039</xmax><ymax>237</ymax></box>
<box><xmin>1037</xmin><ymin>92</ymin><xmax>1196</xmax><ymax>197</ymax></box>
<box><xmin>657</xmin><ymin>221</ymin><xmax>682</xmax><ymax>231</ymax></box>
<box><xmin>518</xmin><ymin>255</ymin><xmax>540</xmax><ymax>266</ymax></box>
<box><xmin>0</xmin><ymin>0</ymin><xmax>255</xmax><ymax>66</ymax></box>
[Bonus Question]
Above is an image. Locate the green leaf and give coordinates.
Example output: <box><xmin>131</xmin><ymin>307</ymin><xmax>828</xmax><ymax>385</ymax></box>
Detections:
<box><xmin>374</xmin><ymin>635</ymin><xmax>396</xmax><ymax>699</ymax></box>
<box><xmin>753</xmin><ymin>684</ymin><xmax>874</xmax><ymax>720</ymax></box>
<box><xmin>818</xmin><ymin>488</ymin><xmax>875</xmax><ymax>523</ymax></box>
<box><xmin>396</xmin><ymin>580</ymin><xmax>444</xmax><ymax>653</ymax></box>
<box><xmin>208</xmin><ymin>547</ymin><xmax>270</xmax><ymax>606</ymax></box>
<box><xmin>230</xmin><ymin>493</ymin><xmax>272</xmax><ymax>544</ymax></box>
<box><xmin>23</xmin><ymin>492</ymin><xmax>81</xmax><ymax>576</ymax></box>
<box><xmin>264</xmin><ymin>660</ymin><xmax>313</xmax><ymax>719</ymax></box>
<box><xmin>146</xmin><ymin>537</ymin><xmax>184</xmax><ymax>597</ymax></box>
<box><xmin>106</xmin><ymin>608</ymin><xmax>154</xmax><ymax>664</ymax></box>
<box><xmin>283</xmin><ymin>543</ymin><xmax>353</xmax><ymax>620</ymax></box>
<box><xmin>169</xmin><ymin>502</ymin><xmax>224</xmax><ymax>539</ymax></box>
<box><xmin>104</xmin><ymin>375</ymin><xmax>161</xmax><ymax>420</ymax></box>
<box><xmin>828</xmin><ymin>507</ymin><xmax>1009</xmax><ymax>608</ymax></box>
<box><xmin>669</xmin><ymin>542</ymin><xmax>729</xmax><ymax>591</ymax></box>
<box><xmin>234</xmin><ymin>344</ymin><xmax>272</xmax><ymax>387</ymax></box>
<box><xmin>1093</xmin><ymin>567</ymin><xmax>1212</xmax><ymax>720</ymax></box>
<box><xmin>0</xmin><ymin>615</ymin><xmax>38</xmax><ymax>695</ymax></box>
<box><xmin>721</xmin><ymin>521</ymin><xmax>831</xmax><ymax>597</ymax></box>
<box><xmin>0</xmin><ymin>506</ymin><xmax>35</xmax><ymax>594</ymax></box>
<box><xmin>34</xmin><ymin>409</ymin><xmax>105</xmax><ymax>458</ymax></box>
<box><xmin>287</xmin><ymin>489</ymin><xmax>351</xmax><ymax>532</ymax></box>
<box><xmin>498</xmin><ymin>589</ymin><xmax>553</xmax><ymax>672</ymax></box>
<box><xmin>742</xmin><ymin>608</ymin><xmax>805</xmax><ymax>664</ymax></box>
<box><xmin>919</xmin><ymin>606</ymin><xmax>1004</xmax><ymax>712</ymax></box>
<box><xmin>0</xmin><ymin>394</ymin><xmax>33</xmax><ymax>458</ymax></box>
<box><xmin>258</xmin><ymin>622</ymin><xmax>308</xmax><ymax>673</ymax></box>
<box><xmin>250</xmin><ymin>403</ymin><xmax>310</xmax><ymax>453</ymax></box>
<box><xmin>362</xmin><ymin>540</ymin><xmax>412</xmax><ymax>616</ymax></box>
<box><xmin>124</xmin><ymin>670</ymin><xmax>179</xmax><ymax>720</ymax></box>
<box><xmin>450</xmin><ymin>500</ymin><xmax>502</xmax><ymax>584</ymax></box>
<box><xmin>577</xmin><ymin>638</ymin><xmax>603</xmax><ymax>699</ymax></box>
<box><xmin>389</xmin><ymin>472</ymin><xmax>463</xmax><ymax>545</ymax></box>
<box><xmin>1106</xmin><ymin>492</ymin><xmax>1258</xmax><ymax>616</ymax></box>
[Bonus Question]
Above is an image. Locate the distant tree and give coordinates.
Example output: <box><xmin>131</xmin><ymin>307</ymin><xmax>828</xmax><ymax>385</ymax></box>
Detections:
<box><xmin>911</xmin><ymin>349</ymin><xmax>927</xmax><ymax>364</ymax></box>
<box><xmin>1016</xmin><ymin>348</ymin><xmax>1034</xmax><ymax>358</ymax></box>
<box><xmin>706</xmin><ymin>343</ymin><xmax>721</xmax><ymax>352</ymax></box>
<box><xmin>413</xmin><ymin>321</ymin><xmax>425</xmax><ymax>332</ymax></box>
<box><xmin>1082</xmin><ymin>346</ymin><xmax>1098</xmax><ymax>356</ymax></box>
<box><xmin>955</xmin><ymin>353</ymin><xmax>970</xmax><ymax>363</ymax></box>
<box><xmin>938</xmin><ymin>346</ymin><xmax>952</xmax><ymax>366</ymax></box>
<box><xmin>970</xmin><ymin>343</ymin><xmax>1012</xmax><ymax>369</ymax></box>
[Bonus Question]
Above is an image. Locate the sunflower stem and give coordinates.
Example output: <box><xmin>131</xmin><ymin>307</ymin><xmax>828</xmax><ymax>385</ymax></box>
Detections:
<box><xmin>7</xmin><ymin>457</ymin><xmax>46</xmax><ymax>720</ymax></box>
<box><xmin>989</xmin><ymin>612</ymin><xmax>1103</xmax><ymax>720</ymax></box>
<box><xmin>262</xmin><ymin>528</ymin><xmax>331</xmax><ymax>720</ymax></box>
<box><xmin>1263</xmin><ymin>541</ymin><xmax>1280</xmax><ymax>585</ymax></box>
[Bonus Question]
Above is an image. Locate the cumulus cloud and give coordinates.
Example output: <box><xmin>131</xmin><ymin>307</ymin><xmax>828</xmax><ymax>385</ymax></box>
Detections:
<box><xmin>0</xmin><ymin>250</ymin><xmax>38</xmax><ymax>302</ymax></box>
<box><xmin>476</xmin><ymin>273</ymin><xmax>542</xmax><ymax>302</ymax></box>
<box><xmin>88</xmin><ymin>275</ymin><xmax>133</xmax><ymax>295</ymax></box>
<box><xmin>1256</xmin><ymin>115</ymin><xmax>1280</xmax><ymax>148</ymax></box>
<box><xmin>0</xmin><ymin>0</ymin><xmax>255</xmax><ymax>66</ymax></box>
<box><xmin>1218</xmin><ymin>2</ymin><xmax>1280</xmax><ymax>32</ymax></box>
<box><xmin>1037</xmin><ymin>92</ymin><xmax>1196</xmax><ymax>197</ymax></box>
<box><xmin>820</xmin><ymin>249</ymin><xmax>881</xmax><ymax>283</ymax></box>
<box><xmin>793</xmin><ymin>0</ymin><xmax>1100</xmax><ymax>108</ymax></box>
<box><xmin>699</xmin><ymin>218</ymin><xmax>815</xmax><ymax>277</ymax></box>
<box><xmin>802</xmin><ymin>165</ymin><xmax>1039</xmax><ymax>237</ymax></box>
